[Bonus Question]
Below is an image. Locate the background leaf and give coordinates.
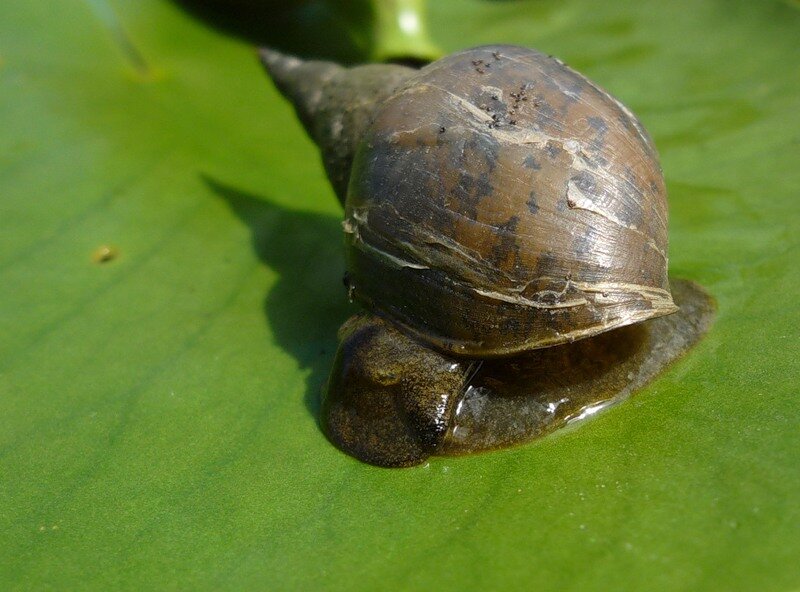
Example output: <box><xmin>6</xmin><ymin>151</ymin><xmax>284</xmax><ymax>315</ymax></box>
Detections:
<box><xmin>1</xmin><ymin>0</ymin><xmax>798</xmax><ymax>590</ymax></box>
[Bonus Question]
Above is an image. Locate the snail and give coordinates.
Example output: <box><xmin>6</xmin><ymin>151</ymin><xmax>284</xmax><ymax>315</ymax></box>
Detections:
<box><xmin>260</xmin><ymin>45</ymin><xmax>714</xmax><ymax>467</ymax></box>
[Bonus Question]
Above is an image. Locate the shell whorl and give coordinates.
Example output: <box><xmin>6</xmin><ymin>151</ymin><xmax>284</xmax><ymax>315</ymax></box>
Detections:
<box><xmin>259</xmin><ymin>48</ymin><xmax>415</xmax><ymax>205</ymax></box>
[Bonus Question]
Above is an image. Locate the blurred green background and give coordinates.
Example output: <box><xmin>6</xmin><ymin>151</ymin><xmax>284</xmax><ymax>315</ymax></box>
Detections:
<box><xmin>1</xmin><ymin>1</ymin><xmax>799</xmax><ymax>590</ymax></box>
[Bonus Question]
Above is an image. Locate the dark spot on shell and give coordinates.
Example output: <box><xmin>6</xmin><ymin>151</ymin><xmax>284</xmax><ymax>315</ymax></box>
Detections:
<box><xmin>591</xmin><ymin>153</ymin><xmax>610</xmax><ymax>168</ymax></box>
<box><xmin>453</xmin><ymin>172</ymin><xmax>476</xmax><ymax>217</ymax></box>
<box><xmin>526</xmin><ymin>191</ymin><xmax>539</xmax><ymax>214</ymax></box>
<box><xmin>571</xmin><ymin>171</ymin><xmax>597</xmax><ymax>195</ymax></box>
<box><xmin>571</xmin><ymin>228</ymin><xmax>596</xmax><ymax>259</ymax></box>
<box><xmin>523</xmin><ymin>155</ymin><xmax>541</xmax><ymax>170</ymax></box>
<box><xmin>451</xmin><ymin>167</ymin><xmax>495</xmax><ymax>221</ymax></box>
<box><xmin>490</xmin><ymin>215</ymin><xmax>521</xmax><ymax>269</ymax></box>
<box><xmin>475</xmin><ymin>172</ymin><xmax>494</xmax><ymax>200</ymax></box>
<box><xmin>439</xmin><ymin>126</ymin><xmax>446</xmax><ymax>134</ymax></box>
<box><xmin>587</xmin><ymin>116</ymin><xmax>609</xmax><ymax>153</ymax></box>
<box><xmin>615</xmin><ymin>165</ymin><xmax>647</xmax><ymax>228</ymax></box>
<box><xmin>587</xmin><ymin>116</ymin><xmax>608</xmax><ymax>132</ymax></box>
<box><xmin>545</xmin><ymin>142</ymin><xmax>562</xmax><ymax>159</ymax></box>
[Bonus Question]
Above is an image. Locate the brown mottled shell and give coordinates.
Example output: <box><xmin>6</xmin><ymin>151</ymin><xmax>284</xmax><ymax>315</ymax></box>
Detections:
<box><xmin>344</xmin><ymin>45</ymin><xmax>676</xmax><ymax>357</ymax></box>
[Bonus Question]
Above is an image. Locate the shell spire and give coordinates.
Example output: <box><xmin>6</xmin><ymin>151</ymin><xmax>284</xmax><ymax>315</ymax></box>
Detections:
<box><xmin>259</xmin><ymin>48</ymin><xmax>416</xmax><ymax>206</ymax></box>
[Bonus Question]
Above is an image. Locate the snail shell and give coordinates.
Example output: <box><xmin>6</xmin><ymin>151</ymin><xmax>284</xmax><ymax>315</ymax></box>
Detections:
<box><xmin>344</xmin><ymin>45</ymin><xmax>676</xmax><ymax>356</ymax></box>
<box><xmin>260</xmin><ymin>45</ymin><xmax>711</xmax><ymax>468</ymax></box>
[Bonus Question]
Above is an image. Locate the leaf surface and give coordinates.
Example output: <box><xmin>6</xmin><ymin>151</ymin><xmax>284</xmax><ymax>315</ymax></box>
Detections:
<box><xmin>1</xmin><ymin>1</ymin><xmax>798</xmax><ymax>589</ymax></box>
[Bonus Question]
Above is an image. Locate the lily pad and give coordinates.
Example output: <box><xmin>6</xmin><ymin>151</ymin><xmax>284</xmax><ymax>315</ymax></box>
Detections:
<box><xmin>0</xmin><ymin>0</ymin><xmax>798</xmax><ymax>590</ymax></box>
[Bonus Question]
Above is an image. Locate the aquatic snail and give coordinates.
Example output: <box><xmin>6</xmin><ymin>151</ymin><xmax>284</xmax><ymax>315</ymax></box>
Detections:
<box><xmin>260</xmin><ymin>45</ymin><xmax>714</xmax><ymax>467</ymax></box>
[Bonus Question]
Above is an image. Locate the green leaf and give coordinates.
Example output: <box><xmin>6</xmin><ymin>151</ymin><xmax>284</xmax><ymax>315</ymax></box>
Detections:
<box><xmin>1</xmin><ymin>0</ymin><xmax>798</xmax><ymax>590</ymax></box>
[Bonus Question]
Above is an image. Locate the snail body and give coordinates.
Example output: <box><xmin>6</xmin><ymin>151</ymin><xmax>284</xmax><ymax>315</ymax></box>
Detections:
<box><xmin>261</xmin><ymin>45</ymin><xmax>713</xmax><ymax>467</ymax></box>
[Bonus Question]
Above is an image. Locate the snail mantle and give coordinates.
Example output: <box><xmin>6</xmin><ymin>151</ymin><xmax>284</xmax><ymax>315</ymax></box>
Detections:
<box><xmin>260</xmin><ymin>45</ymin><xmax>714</xmax><ymax>467</ymax></box>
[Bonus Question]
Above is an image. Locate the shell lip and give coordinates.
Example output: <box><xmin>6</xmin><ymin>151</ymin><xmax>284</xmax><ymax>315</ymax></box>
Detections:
<box><xmin>357</xmin><ymin>290</ymin><xmax>678</xmax><ymax>359</ymax></box>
